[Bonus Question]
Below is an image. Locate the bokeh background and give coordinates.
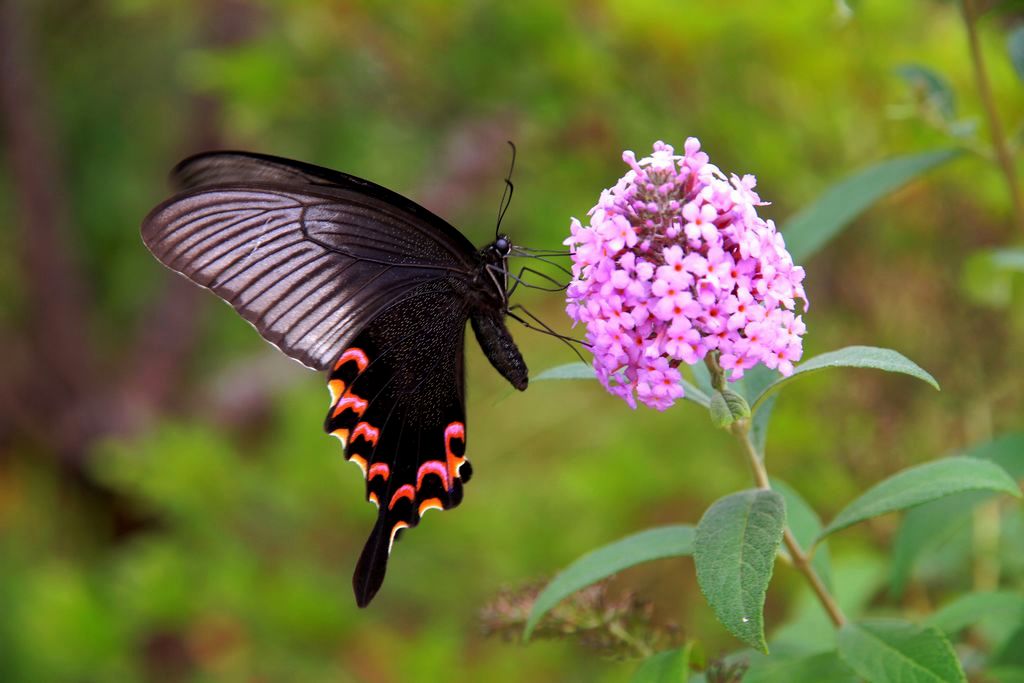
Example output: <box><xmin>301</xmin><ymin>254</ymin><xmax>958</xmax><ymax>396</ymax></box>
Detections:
<box><xmin>2</xmin><ymin>1</ymin><xmax>1022</xmax><ymax>681</ymax></box>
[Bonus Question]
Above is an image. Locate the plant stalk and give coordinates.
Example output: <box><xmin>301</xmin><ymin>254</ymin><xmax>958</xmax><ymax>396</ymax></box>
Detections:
<box><xmin>962</xmin><ymin>0</ymin><xmax>1024</xmax><ymax>236</ymax></box>
<box><xmin>735</xmin><ymin>426</ymin><xmax>848</xmax><ymax>628</ymax></box>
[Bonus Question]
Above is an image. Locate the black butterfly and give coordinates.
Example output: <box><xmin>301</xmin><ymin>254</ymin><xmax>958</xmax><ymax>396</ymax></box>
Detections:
<box><xmin>141</xmin><ymin>151</ymin><xmax>528</xmax><ymax>607</ymax></box>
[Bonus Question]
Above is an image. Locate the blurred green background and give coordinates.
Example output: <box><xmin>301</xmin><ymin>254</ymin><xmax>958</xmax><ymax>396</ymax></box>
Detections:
<box><xmin>1</xmin><ymin>0</ymin><xmax>1022</xmax><ymax>681</ymax></box>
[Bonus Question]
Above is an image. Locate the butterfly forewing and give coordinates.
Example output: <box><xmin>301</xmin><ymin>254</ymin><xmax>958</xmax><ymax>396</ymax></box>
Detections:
<box><xmin>170</xmin><ymin>151</ymin><xmax>479</xmax><ymax>269</ymax></box>
<box><xmin>142</xmin><ymin>153</ymin><xmax>476</xmax><ymax>371</ymax></box>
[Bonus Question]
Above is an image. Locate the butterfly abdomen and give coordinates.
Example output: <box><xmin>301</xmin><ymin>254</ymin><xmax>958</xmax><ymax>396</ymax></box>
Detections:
<box><xmin>471</xmin><ymin>312</ymin><xmax>528</xmax><ymax>391</ymax></box>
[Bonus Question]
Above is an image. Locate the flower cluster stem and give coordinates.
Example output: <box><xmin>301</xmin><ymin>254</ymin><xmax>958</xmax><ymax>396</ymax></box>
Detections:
<box><xmin>962</xmin><ymin>0</ymin><xmax>1024</xmax><ymax>236</ymax></box>
<box><xmin>734</xmin><ymin>426</ymin><xmax>848</xmax><ymax>628</ymax></box>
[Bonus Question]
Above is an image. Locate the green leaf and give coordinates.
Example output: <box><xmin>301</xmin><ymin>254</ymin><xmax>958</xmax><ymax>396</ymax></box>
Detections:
<box><xmin>533</xmin><ymin>363</ymin><xmax>711</xmax><ymax>407</ymax></box>
<box><xmin>988</xmin><ymin>667</ymin><xmax>1024</xmax><ymax>683</ymax></box>
<box><xmin>744</xmin><ymin>651</ymin><xmax>856</xmax><ymax>683</ymax></box>
<box><xmin>737</xmin><ymin>365</ymin><xmax>780</xmax><ymax>404</ymax></box>
<box><xmin>523</xmin><ymin>525</ymin><xmax>695</xmax><ymax>639</ymax></box>
<box><xmin>750</xmin><ymin>346</ymin><xmax>939</xmax><ymax>413</ymax></box>
<box><xmin>926</xmin><ymin>591</ymin><xmax>1024</xmax><ymax>637</ymax></box>
<box><xmin>772</xmin><ymin>479</ymin><xmax>833</xmax><ymax>590</ymax></box>
<box><xmin>962</xmin><ymin>248</ymin><xmax>1024</xmax><ymax>307</ymax></box>
<box><xmin>750</xmin><ymin>394</ymin><xmax>777</xmax><ymax>458</ymax></box>
<box><xmin>888</xmin><ymin>433</ymin><xmax>1024</xmax><ymax>595</ymax></box>
<box><xmin>532</xmin><ymin>362</ymin><xmax>597</xmax><ymax>381</ymax></box>
<box><xmin>690</xmin><ymin>361</ymin><xmax>714</xmax><ymax>395</ymax></box>
<box><xmin>896</xmin><ymin>64</ymin><xmax>956</xmax><ymax>120</ymax></box>
<box><xmin>837</xmin><ymin>619</ymin><xmax>966</xmax><ymax>683</ymax></box>
<box><xmin>694</xmin><ymin>490</ymin><xmax>785</xmax><ymax>653</ymax></box>
<box><xmin>1009</xmin><ymin>26</ymin><xmax>1024</xmax><ymax>83</ymax></box>
<box><xmin>782</xmin><ymin>148</ymin><xmax>962</xmax><ymax>264</ymax></box>
<box><xmin>631</xmin><ymin>645</ymin><xmax>692</xmax><ymax>683</ymax></box>
<box><xmin>994</xmin><ymin>625</ymin><xmax>1024</xmax><ymax>668</ymax></box>
<box><xmin>888</xmin><ymin>492</ymin><xmax>979</xmax><ymax>597</ymax></box>
<box><xmin>770</xmin><ymin>554</ymin><xmax>887</xmax><ymax>655</ymax></box>
<box><xmin>709</xmin><ymin>388</ymin><xmax>751</xmax><ymax>429</ymax></box>
<box><xmin>819</xmin><ymin>456</ymin><xmax>1021</xmax><ymax>541</ymax></box>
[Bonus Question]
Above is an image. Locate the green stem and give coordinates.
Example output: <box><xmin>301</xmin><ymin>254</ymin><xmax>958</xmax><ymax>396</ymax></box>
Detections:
<box><xmin>962</xmin><ymin>0</ymin><xmax>1024</xmax><ymax>236</ymax></box>
<box><xmin>607</xmin><ymin>620</ymin><xmax>653</xmax><ymax>658</ymax></box>
<box><xmin>705</xmin><ymin>352</ymin><xmax>846</xmax><ymax>627</ymax></box>
<box><xmin>734</xmin><ymin>426</ymin><xmax>848</xmax><ymax>628</ymax></box>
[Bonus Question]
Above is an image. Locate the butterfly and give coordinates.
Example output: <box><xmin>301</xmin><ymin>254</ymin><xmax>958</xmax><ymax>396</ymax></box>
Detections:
<box><xmin>141</xmin><ymin>151</ymin><xmax>529</xmax><ymax>607</ymax></box>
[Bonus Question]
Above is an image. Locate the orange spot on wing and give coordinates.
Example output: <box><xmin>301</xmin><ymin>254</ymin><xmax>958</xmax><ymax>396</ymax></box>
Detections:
<box><xmin>348</xmin><ymin>454</ymin><xmax>368</xmax><ymax>477</ymax></box>
<box><xmin>332</xmin><ymin>394</ymin><xmax>368</xmax><ymax>418</ymax></box>
<box><xmin>352</xmin><ymin>422</ymin><xmax>380</xmax><ymax>446</ymax></box>
<box><xmin>368</xmin><ymin>462</ymin><xmax>390</xmax><ymax>481</ymax></box>
<box><xmin>368</xmin><ymin>492</ymin><xmax>379</xmax><ymax>508</ymax></box>
<box><xmin>418</xmin><ymin>498</ymin><xmax>444</xmax><ymax>516</ymax></box>
<box><xmin>388</xmin><ymin>520</ymin><xmax>409</xmax><ymax>552</ymax></box>
<box><xmin>334</xmin><ymin>347</ymin><xmax>369</xmax><ymax>372</ymax></box>
<box><xmin>327</xmin><ymin>379</ymin><xmax>346</xmax><ymax>404</ymax></box>
<box><xmin>330</xmin><ymin>428</ymin><xmax>350</xmax><ymax>448</ymax></box>
<box><xmin>388</xmin><ymin>484</ymin><xmax>415</xmax><ymax>509</ymax></box>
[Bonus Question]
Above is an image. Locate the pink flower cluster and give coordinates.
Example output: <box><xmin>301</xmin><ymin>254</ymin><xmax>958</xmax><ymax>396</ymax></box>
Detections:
<box><xmin>565</xmin><ymin>138</ymin><xmax>808</xmax><ymax>410</ymax></box>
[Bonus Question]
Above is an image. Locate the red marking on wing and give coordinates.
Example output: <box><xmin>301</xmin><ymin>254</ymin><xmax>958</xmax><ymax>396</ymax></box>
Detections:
<box><xmin>334</xmin><ymin>347</ymin><xmax>369</xmax><ymax>372</ymax></box>
<box><xmin>416</xmin><ymin>460</ymin><xmax>449</xmax><ymax>490</ymax></box>
<box><xmin>368</xmin><ymin>462</ymin><xmax>390</xmax><ymax>481</ymax></box>
<box><xmin>388</xmin><ymin>484</ymin><xmax>415</xmax><ymax>509</ymax></box>
<box><xmin>352</xmin><ymin>422</ymin><xmax>380</xmax><ymax>446</ymax></box>
<box><xmin>368</xmin><ymin>491</ymin><xmax>380</xmax><ymax>508</ymax></box>
<box><xmin>333</xmin><ymin>394</ymin><xmax>368</xmax><ymax>418</ymax></box>
<box><xmin>445</xmin><ymin>421</ymin><xmax>467</xmax><ymax>485</ymax></box>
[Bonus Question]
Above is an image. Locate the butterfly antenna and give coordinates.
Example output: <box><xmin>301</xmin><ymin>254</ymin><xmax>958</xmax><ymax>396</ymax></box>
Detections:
<box><xmin>506</xmin><ymin>304</ymin><xmax>590</xmax><ymax>365</ymax></box>
<box><xmin>495</xmin><ymin>141</ymin><xmax>516</xmax><ymax>238</ymax></box>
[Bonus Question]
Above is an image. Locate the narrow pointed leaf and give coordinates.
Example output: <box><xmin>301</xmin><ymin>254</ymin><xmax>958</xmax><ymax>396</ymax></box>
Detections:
<box><xmin>750</xmin><ymin>394</ymin><xmax>777</xmax><ymax>458</ymax></box>
<box><xmin>889</xmin><ymin>433</ymin><xmax>1024</xmax><ymax>595</ymax></box>
<box><xmin>819</xmin><ymin>457</ymin><xmax>1021</xmax><ymax>541</ymax></box>
<box><xmin>631</xmin><ymin>645</ymin><xmax>692</xmax><ymax>683</ymax></box>
<box><xmin>895</xmin><ymin>64</ymin><xmax>956</xmax><ymax>120</ymax></box>
<box><xmin>744</xmin><ymin>651</ymin><xmax>856</xmax><ymax>683</ymax></box>
<box><xmin>888</xmin><ymin>493</ymin><xmax>979</xmax><ymax>597</ymax></box>
<box><xmin>837</xmin><ymin>619</ymin><xmax>966</xmax><ymax>683</ymax></box>
<box><xmin>532</xmin><ymin>362</ymin><xmax>598</xmax><ymax>381</ymax></box>
<box><xmin>524</xmin><ymin>525</ymin><xmax>695</xmax><ymax>639</ymax></box>
<box><xmin>736</xmin><ymin>365</ymin><xmax>780</xmax><ymax>404</ymax></box>
<box><xmin>926</xmin><ymin>591</ymin><xmax>1024</xmax><ymax>636</ymax></box>
<box><xmin>751</xmin><ymin>346</ymin><xmax>938</xmax><ymax>412</ymax></box>
<box><xmin>534</xmin><ymin>362</ymin><xmax>710</xmax><ymax>407</ymax></box>
<box><xmin>1009</xmin><ymin>26</ymin><xmax>1024</xmax><ymax>83</ymax></box>
<box><xmin>783</xmin><ymin>148</ymin><xmax>961</xmax><ymax>263</ymax></box>
<box><xmin>694</xmin><ymin>490</ymin><xmax>785</xmax><ymax>653</ymax></box>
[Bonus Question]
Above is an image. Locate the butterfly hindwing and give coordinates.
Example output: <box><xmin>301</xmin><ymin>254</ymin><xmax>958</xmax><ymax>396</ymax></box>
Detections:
<box><xmin>323</xmin><ymin>278</ymin><xmax>472</xmax><ymax>606</ymax></box>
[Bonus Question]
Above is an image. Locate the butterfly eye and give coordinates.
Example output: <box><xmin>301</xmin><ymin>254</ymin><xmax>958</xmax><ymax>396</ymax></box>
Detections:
<box><xmin>495</xmin><ymin>236</ymin><xmax>511</xmax><ymax>255</ymax></box>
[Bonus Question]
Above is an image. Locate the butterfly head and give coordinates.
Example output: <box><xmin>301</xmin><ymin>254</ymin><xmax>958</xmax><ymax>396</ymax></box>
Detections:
<box><xmin>493</xmin><ymin>234</ymin><xmax>511</xmax><ymax>257</ymax></box>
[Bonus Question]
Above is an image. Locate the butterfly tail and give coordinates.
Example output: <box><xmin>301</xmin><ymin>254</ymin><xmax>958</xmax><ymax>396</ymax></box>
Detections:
<box><xmin>353</xmin><ymin>510</ymin><xmax>393</xmax><ymax>608</ymax></box>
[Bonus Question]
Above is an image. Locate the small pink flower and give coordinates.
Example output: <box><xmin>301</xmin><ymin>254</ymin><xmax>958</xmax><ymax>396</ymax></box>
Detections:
<box><xmin>565</xmin><ymin>138</ymin><xmax>808</xmax><ymax>410</ymax></box>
